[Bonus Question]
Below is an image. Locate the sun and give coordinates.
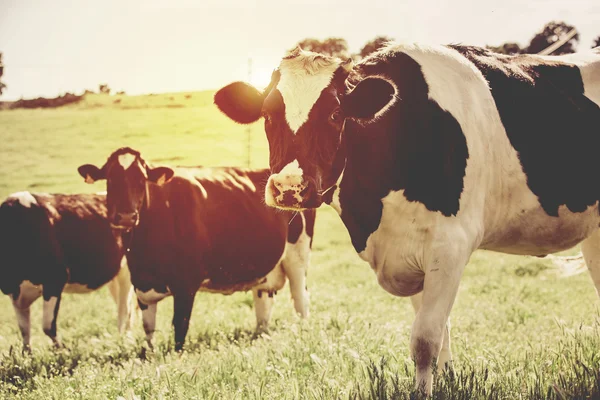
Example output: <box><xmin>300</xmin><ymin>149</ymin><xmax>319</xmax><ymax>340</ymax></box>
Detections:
<box><xmin>249</xmin><ymin>64</ymin><xmax>276</xmax><ymax>90</ymax></box>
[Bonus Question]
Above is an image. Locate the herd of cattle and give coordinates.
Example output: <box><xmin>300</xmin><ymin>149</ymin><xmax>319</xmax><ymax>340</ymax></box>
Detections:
<box><xmin>1</xmin><ymin>43</ymin><xmax>599</xmax><ymax>394</ymax></box>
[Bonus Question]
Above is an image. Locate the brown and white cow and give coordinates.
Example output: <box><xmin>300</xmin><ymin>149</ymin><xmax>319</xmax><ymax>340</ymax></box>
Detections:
<box><xmin>215</xmin><ymin>44</ymin><xmax>600</xmax><ymax>394</ymax></box>
<box><xmin>78</xmin><ymin>148</ymin><xmax>315</xmax><ymax>351</ymax></box>
<box><xmin>0</xmin><ymin>191</ymin><xmax>135</xmax><ymax>351</ymax></box>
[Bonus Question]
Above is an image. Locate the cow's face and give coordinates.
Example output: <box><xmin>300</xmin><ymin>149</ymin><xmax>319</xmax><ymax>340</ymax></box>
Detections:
<box><xmin>215</xmin><ymin>48</ymin><xmax>395</xmax><ymax>210</ymax></box>
<box><xmin>78</xmin><ymin>148</ymin><xmax>173</xmax><ymax>230</ymax></box>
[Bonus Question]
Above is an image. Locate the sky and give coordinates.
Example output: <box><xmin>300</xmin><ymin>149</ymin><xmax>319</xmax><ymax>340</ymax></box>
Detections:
<box><xmin>1</xmin><ymin>0</ymin><xmax>599</xmax><ymax>100</ymax></box>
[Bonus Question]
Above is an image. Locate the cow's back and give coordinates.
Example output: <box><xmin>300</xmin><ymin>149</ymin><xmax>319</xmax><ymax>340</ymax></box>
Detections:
<box><xmin>185</xmin><ymin>168</ymin><xmax>289</xmax><ymax>285</ymax></box>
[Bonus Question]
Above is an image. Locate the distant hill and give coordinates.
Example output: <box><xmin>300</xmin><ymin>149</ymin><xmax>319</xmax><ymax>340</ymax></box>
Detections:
<box><xmin>0</xmin><ymin>90</ymin><xmax>216</xmax><ymax>110</ymax></box>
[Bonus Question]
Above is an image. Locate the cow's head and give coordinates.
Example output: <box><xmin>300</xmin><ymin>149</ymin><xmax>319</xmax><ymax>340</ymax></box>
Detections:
<box><xmin>215</xmin><ymin>47</ymin><xmax>395</xmax><ymax>210</ymax></box>
<box><xmin>77</xmin><ymin>147</ymin><xmax>174</xmax><ymax>230</ymax></box>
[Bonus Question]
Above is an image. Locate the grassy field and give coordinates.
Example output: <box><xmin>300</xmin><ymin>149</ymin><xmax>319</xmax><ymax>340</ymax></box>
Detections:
<box><xmin>0</xmin><ymin>93</ymin><xmax>599</xmax><ymax>399</ymax></box>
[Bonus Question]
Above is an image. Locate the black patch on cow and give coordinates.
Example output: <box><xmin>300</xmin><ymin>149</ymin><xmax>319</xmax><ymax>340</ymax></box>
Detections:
<box><xmin>450</xmin><ymin>45</ymin><xmax>600</xmax><ymax>216</ymax></box>
<box><xmin>337</xmin><ymin>51</ymin><xmax>469</xmax><ymax>252</ymax></box>
<box><xmin>287</xmin><ymin>212</ymin><xmax>303</xmax><ymax>244</ymax></box>
<box><xmin>286</xmin><ymin>209</ymin><xmax>316</xmax><ymax>245</ymax></box>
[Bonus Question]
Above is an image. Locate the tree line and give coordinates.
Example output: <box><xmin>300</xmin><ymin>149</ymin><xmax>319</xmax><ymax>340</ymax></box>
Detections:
<box><xmin>295</xmin><ymin>21</ymin><xmax>600</xmax><ymax>59</ymax></box>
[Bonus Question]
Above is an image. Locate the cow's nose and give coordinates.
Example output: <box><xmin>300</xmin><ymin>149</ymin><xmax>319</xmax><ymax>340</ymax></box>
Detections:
<box><xmin>281</xmin><ymin>190</ymin><xmax>299</xmax><ymax>207</ymax></box>
<box><xmin>265</xmin><ymin>174</ymin><xmax>306</xmax><ymax>209</ymax></box>
<box><xmin>271</xmin><ymin>172</ymin><xmax>304</xmax><ymax>191</ymax></box>
<box><xmin>113</xmin><ymin>212</ymin><xmax>138</xmax><ymax>228</ymax></box>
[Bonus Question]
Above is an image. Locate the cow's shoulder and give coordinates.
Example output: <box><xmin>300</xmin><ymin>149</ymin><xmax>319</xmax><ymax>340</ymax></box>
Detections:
<box><xmin>338</xmin><ymin>45</ymin><xmax>470</xmax><ymax>252</ymax></box>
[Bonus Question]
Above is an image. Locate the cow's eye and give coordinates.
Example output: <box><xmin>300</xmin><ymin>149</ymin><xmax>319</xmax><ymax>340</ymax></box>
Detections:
<box><xmin>329</xmin><ymin>108</ymin><xmax>343</xmax><ymax>124</ymax></box>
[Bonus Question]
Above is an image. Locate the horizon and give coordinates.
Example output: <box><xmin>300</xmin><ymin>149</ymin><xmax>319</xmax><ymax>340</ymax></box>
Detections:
<box><xmin>1</xmin><ymin>0</ymin><xmax>599</xmax><ymax>101</ymax></box>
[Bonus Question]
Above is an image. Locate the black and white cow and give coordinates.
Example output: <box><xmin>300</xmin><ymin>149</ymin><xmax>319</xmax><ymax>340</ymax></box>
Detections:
<box><xmin>215</xmin><ymin>44</ymin><xmax>600</xmax><ymax>394</ymax></box>
<box><xmin>0</xmin><ymin>191</ymin><xmax>135</xmax><ymax>351</ymax></box>
<box><xmin>78</xmin><ymin>148</ymin><xmax>315</xmax><ymax>351</ymax></box>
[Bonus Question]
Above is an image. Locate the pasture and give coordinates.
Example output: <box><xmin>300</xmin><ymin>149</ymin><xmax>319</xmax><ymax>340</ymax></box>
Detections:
<box><xmin>0</xmin><ymin>93</ymin><xmax>598</xmax><ymax>399</ymax></box>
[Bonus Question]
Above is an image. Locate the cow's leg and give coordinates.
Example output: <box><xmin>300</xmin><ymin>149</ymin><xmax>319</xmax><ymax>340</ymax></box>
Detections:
<box><xmin>252</xmin><ymin>287</ymin><xmax>276</xmax><ymax>333</ymax></box>
<box><xmin>11</xmin><ymin>282</ymin><xmax>42</xmax><ymax>352</ymax></box>
<box><xmin>580</xmin><ymin>229</ymin><xmax>600</xmax><ymax>297</ymax></box>
<box><xmin>282</xmin><ymin>235</ymin><xmax>311</xmax><ymax>318</ymax></box>
<box><xmin>42</xmin><ymin>287</ymin><xmax>64</xmax><ymax>348</ymax></box>
<box><xmin>252</xmin><ymin>263</ymin><xmax>286</xmax><ymax>333</ymax></box>
<box><xmin>172</xmin><ymin>292</ymin><xmax>194</xmax><ymax>352</ymax></box>
<box><xmin>114</xmin><ymin>262</ymin><xmax>134</xmax><ymax>333</ymax></box>
<box><xmin>107</xmin><ymin>276</ymin><xmax>119</xmax><ymax>304</ymax></box>
<box><xmin>138</xmin><ymin>300</ymin><xmax>157</xmax><ymax>348</ymax></box>
<box><xmin>411</xmin><ymin>254</ymin><xmax>466</xmax><ymax>395</ymax></box>
<box><xmin>410</xmin><ymin>293</ymin><xmax>453</xmax><ymax>374</ymax></box>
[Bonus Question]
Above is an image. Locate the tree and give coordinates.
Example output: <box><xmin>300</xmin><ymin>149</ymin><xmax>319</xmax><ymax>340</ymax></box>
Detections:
<box><xmin>486</xmin><ymin>42</ymin><xmax>522</xmax><ymax>55</ymax></box>
<box><xmin>0</xmin><ymin>53</ymin><xmax>6</xmax><ymax>96</ymax></box>
<box><xmin>593</xmin><ymin>36</ymin><xmax>600</xmax><ymax>48</ymax></box>
<box><xmin>525</xmin><ymin>21</ymin><xmax>579</xmax><ymax>55</ymax></box>
<box><xmin>359</xmin><ymin>36</ymin><xmax>394</xmax><ymax>58</ymax></box>
<box><xmin>99</xmin><ymin>83</ymin><xmax>111</xmax><ymax>95</ymax></box>
<box><xmin>294</xmin><ymin>37</ymin><xmax>349</xmax><ymax>58</ymax></box>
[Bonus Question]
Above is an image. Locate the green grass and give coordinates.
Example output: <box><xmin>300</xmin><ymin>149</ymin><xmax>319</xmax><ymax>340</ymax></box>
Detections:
<box><xmin>0</xmin><ymin>92</ymin><xmax>598</xmax><ymax>399</ymax></box>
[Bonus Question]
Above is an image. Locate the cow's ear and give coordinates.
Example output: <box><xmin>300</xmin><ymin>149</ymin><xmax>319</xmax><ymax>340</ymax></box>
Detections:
<box><xmin>148</xmin><ymin>167</ymin><xmax>174</xmax><ymax>186</ymax></box>
<box><xmin>214</xmin><ymin>81</ymin><xmax>264</xmax><ymax>124</ymax></box>
<box><xmin>78</xmin><ymin>164</ymin><xmax>105</xmax><ymax>184</ymax></box>
<box><xmin>342</xmin><ymin>77</ymin><xmax>395</xmax><ymax>119</ymax></box>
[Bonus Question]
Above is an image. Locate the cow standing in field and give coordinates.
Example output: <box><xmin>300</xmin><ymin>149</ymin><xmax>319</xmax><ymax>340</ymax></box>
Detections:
<box><xmin>78</xmin><ymin>148</ymin><xmax>314</xmax><ymax>351</ymax></box>
<box><xmin>0</xmin><ymin>191</ymin><xmax>135</xmax><ymax>351</ymax></box>
<box><xmin>215</xmin><ymin>44</ymin><xmax>600</xmax><ymax>394</ymax></box>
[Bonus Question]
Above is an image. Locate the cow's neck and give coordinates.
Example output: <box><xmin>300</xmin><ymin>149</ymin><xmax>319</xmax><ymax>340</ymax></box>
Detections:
<box><xmin>329</xmin><ymin>123</ymin><xmax>395</xmax><ymax>253</ymax></box>
<box><xmin>133</xmin><ymin>183</ymin><xmax>174</xmax><ymax>244</ymax></box>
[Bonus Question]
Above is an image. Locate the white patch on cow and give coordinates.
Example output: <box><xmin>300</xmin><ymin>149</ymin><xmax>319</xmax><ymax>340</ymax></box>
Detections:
<box><xmin>252</xmin><ymin>256</ymin><xmax>287</xmax><ymax>330</ymax></box>
<box><xmin>358</xmin><ymin>189</ymin><xmax>445</xmax><ymax>295</ymax></box>
<box><xmin>279</xmin><ymin>159</ymin><xmax>303</xmax><ymax>176</ymax></box>
<box><xmin>42</xmin><ymin>296</ymin><xmax>58</xmax><ymax>335</ymax></box>
<box><xmin>281</xmin><ymin>213</ymin><xmax>311</xmax><ymax>317</ymax></box>
<box><xmin>13</xmin><ymin>280</ymin><xmax>43</xmax><ymax>307</ymax></box>
<box><xmin>269</xmin><ymin>160</ymin><xmax>304</xmax><ymax>205</ymax></box>
<box><xmin>327</xmin><ymin>162</ymin><xmax>346</xmax><ymax>215</ymax></box>
<box><xmin>118</xmin><ymin>153</ymin><xmax>137</xmax><ymax>169</ymax></box>
<box><xmin>265</xmin><ymin>176</ymin><xmax>277</xmax><ymax>207</ymax></box>
<box><xmin>12</xmin><ymin>304</ymin><xmax>31</xmax><ymax>346</ymax></box>
<box><xmin>8</xmin><ymin>191</ymin><xmax>37</xmax><ymax>208</ymax></box>
<box><xmin>142</xmin><ymin>303</ymin><xmax>157</xmax><ymax>343</ymax></box>
<box><xmin>11</xmin><ymin>280</ymin><xmax>42</xmax><ymax>347</ymax></box>
<box><xmin>64</xmin><ymin>283</ymin><xmax>94</xmax><ymax>294</ymax></box>
<box><xmin>135</xmin><ymin>288</ymin><xmax>171</xmax><ymax>305</ymax></box>
<box><xmin>278</xmin><ymin>52</ymin><xmax>342</xmax><ymax>133</ymax></box>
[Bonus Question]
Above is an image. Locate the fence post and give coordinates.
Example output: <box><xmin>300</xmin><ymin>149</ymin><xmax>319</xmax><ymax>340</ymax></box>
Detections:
<box><xmin>246</xmin><ymin>57</ymin><xmax>253</xmax><ymax>168</ymax></box>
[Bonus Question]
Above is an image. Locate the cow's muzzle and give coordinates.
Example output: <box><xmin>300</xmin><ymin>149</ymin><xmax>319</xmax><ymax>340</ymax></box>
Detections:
<box><xmin>265</xmin><ymin>173</ymin><xmax>321</xmax><ymax>210</ymax></box>
<box><xmin>111</xmin><ymin>212</ymin><xmax>139</xmax><ymax>231</ymax></box>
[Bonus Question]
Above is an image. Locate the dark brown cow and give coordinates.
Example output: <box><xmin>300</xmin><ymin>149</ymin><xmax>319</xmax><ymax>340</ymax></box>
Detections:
<box><xmin>78</xmin><ymin>147</ymin><xmax>315</xmax><ymax>350</ymax></box>
<box><xmin>0</xmin><ymin>191</ymin><xmax>135</xmax><ymax>351</ymax></box>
